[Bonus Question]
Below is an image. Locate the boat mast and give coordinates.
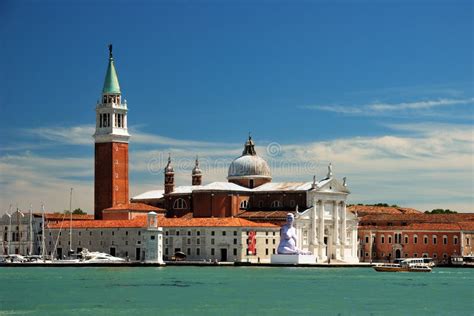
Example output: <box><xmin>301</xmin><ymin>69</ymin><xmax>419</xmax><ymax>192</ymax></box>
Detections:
<box><xmin>6</xmin><ymin>205</ymin><xmax>12</xmax><ymax>255</ymax></box>
<box><xmin>41</xmin><ymin>203</ymin><xmax>46</xmax><ymax>259</ymax></box>
<box><xmin>69</xmin><ymin>188</ymin><xmax>73</xmax><ymax>255</ymax></box>
<box><xmin>29</xmin><ymin>204</ymin><xmax>33</xmax><ymax>256</ymax></box>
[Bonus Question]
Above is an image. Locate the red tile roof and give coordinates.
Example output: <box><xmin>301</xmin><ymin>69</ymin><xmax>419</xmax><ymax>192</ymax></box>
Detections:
<box><xmin>459</xmin><ymin>221</ymin><xmax>474</xmax><ymax>231</ymax></box>
<box><xmin>348</xmin><ymin>205</ymin><xmax>422</xmax><ymax>216</ymax></box>
<box><xmin>238</xmin><ymin>210</ymin><xmax>291</xmax><ymax>220</ymax></box>
<box><xmin>360</xmin><ymin>213</ymin><xmax>474</xmax><ymax>223</ymax></box>
<box><xmin>103</xmin><ymin>203</ymin><xmax>165</xmax><ymax>213</ymax></box>
<box><xmin>358</xmin><ymin>213</ymin><xmax>474</xmax><ymax>232</ymax></box>
<box><xmin>47</xmin><ymin>218</ymin><xmax>147</xmax><ymax>229</ymax></box>
<box><xmin>160</xmin><ymin>217</ymin><xmax>277</xmax><ymax>228</ymax></box>
<box><xmin>359</xmin><ymin>223</ymin><xmax>462</xmax><ymax>231</ymax></box>
<box><xmin>41</xmin><ymin>213</ymin><xmax>94</xmax><ymax>221</ymax></box>
<box><xmin>47</xmin><ymin>217</ymin><xmax>277</xmax><ymax>229</ymax></box>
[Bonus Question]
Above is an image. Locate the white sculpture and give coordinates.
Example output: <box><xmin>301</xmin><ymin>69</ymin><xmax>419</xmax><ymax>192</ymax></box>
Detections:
<box><xmin>277</xmin><ymin>213</ymin><xmax>311</xmax><ymax>255</ymax></box>
<box><xmin>327</xmin><ymin>163</ymin><xmax>333</xmax><ymax>178</ymax></box>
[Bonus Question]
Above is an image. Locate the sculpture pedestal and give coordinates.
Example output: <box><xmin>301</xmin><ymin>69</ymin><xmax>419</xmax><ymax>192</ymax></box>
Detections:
<box><xmin>271</xmin><ymin>254</ymin><xmax>317</xmax><ymax>265</ymax></box>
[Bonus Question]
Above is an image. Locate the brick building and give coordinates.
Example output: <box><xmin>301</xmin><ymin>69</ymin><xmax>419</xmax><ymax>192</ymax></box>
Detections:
<box><xmin>356</xmin><ymin>210</ymin><xmax>474</xmax><ymax>264</ymax></box>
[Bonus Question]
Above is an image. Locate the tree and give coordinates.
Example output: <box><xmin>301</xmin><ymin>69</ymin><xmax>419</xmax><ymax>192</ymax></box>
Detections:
<box><xmin>72</xmin><ymin>208</ymin><xmax>87</xmax><ymax>215</ymax></box>
<box><xmin>63</xmin><ymin>208</ymin><xmax>87</xmax><ymax>215</ymax></box>
<box><xmin>424</xmin><ymin>209</ymin><xmax>457</xmax><ymax>214</ymax></box>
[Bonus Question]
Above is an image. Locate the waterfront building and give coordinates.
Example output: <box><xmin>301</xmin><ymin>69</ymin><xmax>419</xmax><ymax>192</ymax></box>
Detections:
<box><xmin>459</xmin><ymin>221</ymin><xmax>474</xmax><ymax>257</ymax></box>
<box><xmin>132</xmin><ymin>138</ymin><xmax>359</xmax><ymax>263</ymax></box>
<box><xmin>47</xmin><ymin>216</ymin><xmax>278</xmax><ymax>262</ymax></box>
<box><xmin>0</xmin><ymin>210</ymin><xmax>39</xmax><ymax>256</ymax></box>
<box><xmin>357</xmin><ymin>212</ymin><xmax>474</xmax><ymax>264</ymax></box>
<box><xmin>293</xmin><ymin>173</ymin><xmax>359</xmax><ymax>263</ymax></box>
<box><xmin>0</xmin><ymin>211</ymin><xmax>93</xmax><ymax>256</ymax></box>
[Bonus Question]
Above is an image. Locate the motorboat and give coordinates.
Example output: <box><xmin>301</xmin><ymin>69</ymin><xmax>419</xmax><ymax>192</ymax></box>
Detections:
<box><xmin>1</xmin><ymin>254</ymin><xmax>27</xmax><ymax>263</ymax></box>
<box><xmin>80</xmin><ymin>249</ymin><xmax>125</xmax><ymax>263</ymax></box>
<box><xmin>451</xmin><ymin>255</ymin><xmax>474</xmax><ymax>266</ymax></box>
<box><xmin>373</xmin><ymin>258</ymin><xmax>432</xmax><ymax>272</ymax></box>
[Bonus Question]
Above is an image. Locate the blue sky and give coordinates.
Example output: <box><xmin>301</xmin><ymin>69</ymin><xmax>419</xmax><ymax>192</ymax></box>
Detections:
<box><xmin>0</xmin><ymin>0</ymin><xmax>473</xmax><ymax>213</ymax></box>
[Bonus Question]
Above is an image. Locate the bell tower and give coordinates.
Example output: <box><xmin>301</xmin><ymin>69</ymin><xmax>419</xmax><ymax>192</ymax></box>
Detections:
<box><xmin>192</xmin><ymin>156</ymin><xmax>202</xmax><ymax>185</ymax></box>
<box><xmin>93</xmin><ymin>45</ymin><xmax>130</xmax><ymax>219</ymax></box>
<box><xmin>164</xmin><ymin>154</ymin><xmax>175</xmax><ymax>195</ymax></box>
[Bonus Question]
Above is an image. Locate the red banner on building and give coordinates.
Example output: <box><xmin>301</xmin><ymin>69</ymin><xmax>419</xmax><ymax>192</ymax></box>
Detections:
<box><xmin>248</xmin><ymin>231</ymin><xmax>256</xmax><ymax>255</ymax></box>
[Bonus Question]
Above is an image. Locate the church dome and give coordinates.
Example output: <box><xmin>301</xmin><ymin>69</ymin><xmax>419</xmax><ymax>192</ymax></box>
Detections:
<box><xmin>227</xmin><ymin>137</ymin><xmax>272</xmax><ymax>180</ymax></box>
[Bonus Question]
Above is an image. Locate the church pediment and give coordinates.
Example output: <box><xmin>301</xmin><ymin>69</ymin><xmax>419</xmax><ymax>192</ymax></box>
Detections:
<box><xmin>315</xmin><ymin>178</ymin><xmax>350</xmax><ymax>194</ymax></box>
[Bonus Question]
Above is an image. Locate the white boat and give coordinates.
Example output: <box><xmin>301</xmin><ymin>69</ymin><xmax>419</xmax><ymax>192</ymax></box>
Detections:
<box><xmin>2</xmin><ymin>254</ymin><xmax>27</xmax><ymax>263</ymax></box>
<box><xmin>451</xmin><ymin>255</ymin><xmax>474</xmax><ymax>266</ymax></box>
<box><xmin>80</xmin><ymin>249</ymin><xmax>126</xmax><ymax>263</ymax></box>
<box><xmin>373</xmin><ymin>258</ymin><xmax>432</xmax><ymax>272</ymax></box>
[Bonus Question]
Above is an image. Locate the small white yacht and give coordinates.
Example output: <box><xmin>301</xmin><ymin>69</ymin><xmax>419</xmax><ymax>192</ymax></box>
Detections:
<box><xmin>80</xmin><ymin>249</ymin><xmax>126</xmax><ymax>263</ymax></box>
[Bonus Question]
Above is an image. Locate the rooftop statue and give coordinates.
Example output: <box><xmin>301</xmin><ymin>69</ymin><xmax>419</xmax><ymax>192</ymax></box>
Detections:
<box><xmin>277</xmin><ymin>213</ymin><xmax>311</xmax><ymax>255</ymax></box>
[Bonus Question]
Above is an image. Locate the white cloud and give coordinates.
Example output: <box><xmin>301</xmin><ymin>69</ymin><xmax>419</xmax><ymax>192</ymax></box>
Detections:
<box><xmin>1</xmin><ymin>123</ymin><xmax>473</xmax><ymax>213</ymax></box>
<box><xmin>22</xmin><ymin>125</ymin><xmax>239</xmax><ymax>149</ymax></box>
<box><xmin>369</xmin><ymin>98</ymin><xmax>474</xmax><ymax>111</ymax></box>
<box><xmin>302</xmin><ymin>97</ymin><xmax>474</xmax><ymax>116</ymax></box>
<box><xmin>26</xmin><ymin>125</ymin><xmax>95</xmax><ymax>145</ymax></box>
<box><xmin>0</xmin><ymin>154</ymin><xmax>93</xmax><ymax>213</ymax></box>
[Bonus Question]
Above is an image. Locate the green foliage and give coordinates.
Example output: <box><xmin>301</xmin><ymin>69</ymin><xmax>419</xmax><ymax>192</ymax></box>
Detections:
<box><xmin>72</xmin><ymin>208</ymin><xmax>86</xmax><ymax>215</ymax></box>
<box><xmin>424</xmin><ymin>209</ymin><xmax>457</xmax><ymax>214</ymax></box>
<box><xmin>63</xmin><ymin>208</ymin><xmax>87</xmax><ymax>215</ymax></box>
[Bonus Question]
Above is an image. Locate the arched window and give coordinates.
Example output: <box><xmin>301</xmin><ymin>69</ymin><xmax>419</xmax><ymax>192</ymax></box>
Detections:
<box><xmin>454</xmin><ymin>236</ymin><xmax>458</xmax><ymax>245</ymax></box>
<box><xmin>240</xmin><ymin>200</ymin><xmax>248</xmax><ymax>209</ymax></box>
<box><xmin>404</xmin><ymin>235</ymin><xmax>409</xmax><ymax>244</ymax></box>
<box><xmin>258</xmin><ymin>201</ymin><xmax>264</xmax><ymax>208</ymax></box>
<box><xmin>424</xmin><ymin>235</ymin><xmax>428</xmax><ymax>244</ymax></box>
<box><xmin>413</xmin><ymin>235</ymin><xmax>418</xmax><ymax>244</ymax></box>
<box><xmin>173</xmin><ymin>198</ymin><xmax>187</xmax><ymax>210</ymax></box>
<box><xmin>271</xmin><ymin>200</ymin><xmax>282</xmax><ymax>208</ymax></box>
<box><xmin>380</xmin><ymin>235</ymin><xmax>385</xmax><ymax>244</ymax></box>
<box><xmin>432</xmin><ymin>235</ymin><xmax>437</xmax><ymax>245</ymax></box>
<box><xmin>289</xmin><ymin>200</ymin><xmax>296</xmax><ymax>207</ymax></box>
<box><xmin>443</xmin><ymin>235</ymin><xmax>448</xmax><ymax>245</ymax></box>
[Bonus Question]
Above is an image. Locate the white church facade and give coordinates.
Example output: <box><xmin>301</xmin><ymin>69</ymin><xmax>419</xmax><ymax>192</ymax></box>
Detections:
<box><xmin>293</xmin><ymin>166</ymin><xmax>359</xmax><ymax>263</ymax></box>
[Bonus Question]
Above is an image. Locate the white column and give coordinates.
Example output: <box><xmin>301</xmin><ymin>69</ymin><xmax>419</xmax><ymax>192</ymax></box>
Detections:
<box><xmin>124</xmin><ymin>113</ymin><xmax>128</xmax><ymax>129</ymax></box>
<box><xmin>311</xmin><ymin>203</ymin><xmax>318</xmax><ymax>248</ymax></box>
<box><xmin>341</xmin><ymin>201</ymin><xmax>347</xmax><ymax>245</ymax></box>
<box><xmin>318</xmin><ymin>200</ymin><xmax>325</xmax><ymax>259</ymax></box>
<box><xmin>334</xmin><ymin>201</ymin><xmax>339</xmax><ymax>246</ymax></box>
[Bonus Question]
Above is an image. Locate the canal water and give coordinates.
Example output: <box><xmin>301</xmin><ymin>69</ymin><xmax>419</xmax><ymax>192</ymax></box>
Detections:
<box><xmin>0</xmin><ymin>267</ymin><xmax>473</xmax><ymax>315</ymax></box>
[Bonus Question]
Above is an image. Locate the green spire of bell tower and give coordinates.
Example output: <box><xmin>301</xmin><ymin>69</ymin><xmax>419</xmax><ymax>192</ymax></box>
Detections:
<box><xmin>102</xmin><ymin>44</ymin><xmax>121</xmax><ymax>94</ymax></box>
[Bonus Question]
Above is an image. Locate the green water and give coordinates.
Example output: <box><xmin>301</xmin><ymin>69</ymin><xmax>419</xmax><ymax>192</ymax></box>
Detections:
<box><xmin>0</xmin><ymin>267</ymin><xmax>473</xmax><ymax>315</ymax></box>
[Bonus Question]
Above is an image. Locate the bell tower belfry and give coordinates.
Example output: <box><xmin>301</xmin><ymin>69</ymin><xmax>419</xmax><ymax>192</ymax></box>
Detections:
<box><xmin>93</xmin><ymin>45</ymin><xmax>130</xmax><ymax>219</ymax></box>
